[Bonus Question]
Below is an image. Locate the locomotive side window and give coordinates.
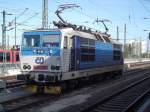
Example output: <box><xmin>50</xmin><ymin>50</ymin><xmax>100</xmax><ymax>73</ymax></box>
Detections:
<box><xmin>64</xmin><ymin>36</ymin><xmax>68</xmax><ymax>49</ymax></box>
<box><xmin>113</xmin><ymin>50</ymin><xmax>121</xmax><ymax>60</ymax></box>
<box><xmin>80</xmin><ymin>37</ymin><xmax>95</xmax><ymax>62</ymax></box>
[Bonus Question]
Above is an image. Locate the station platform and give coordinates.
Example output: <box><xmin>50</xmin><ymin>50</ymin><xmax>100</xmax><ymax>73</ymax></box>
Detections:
<box><xmin>124</xmin><ymin>59</ymin><xmax>150</xmax><ymax>64</ymax></box>
<box><xmin>124</xmin><ymin>59</ymin><xmax>150</xmax><ymax>70</ymax></box>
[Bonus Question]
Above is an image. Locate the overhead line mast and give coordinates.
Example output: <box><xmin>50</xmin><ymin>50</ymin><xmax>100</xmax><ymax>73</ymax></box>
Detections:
<box><xmin>42</xmin><ymin>0</ymin><xmax>48</xmax><ymax>29</ymax></box>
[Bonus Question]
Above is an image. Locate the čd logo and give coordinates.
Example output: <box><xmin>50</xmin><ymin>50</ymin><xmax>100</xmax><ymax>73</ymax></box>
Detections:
<box><xmin>35</xmin><ymin>57</ymin><xmax>44</xmax><ymax>64</ymax></box>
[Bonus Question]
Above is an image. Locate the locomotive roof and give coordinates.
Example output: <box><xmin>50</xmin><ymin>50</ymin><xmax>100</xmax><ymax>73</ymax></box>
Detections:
<box><xmin>23</xmin><ymin>29</ymin><xmax>60</xmax><ymax>32</ymax></box>
<box><xmin>23</xmin><ymin>28</ymin><xmax>122</xmax><ymax>45</ymax></box>
<box><xmin>60</xmin><ymin>28</ymin><xmax>122</xmax><ymax>45</ymax></box>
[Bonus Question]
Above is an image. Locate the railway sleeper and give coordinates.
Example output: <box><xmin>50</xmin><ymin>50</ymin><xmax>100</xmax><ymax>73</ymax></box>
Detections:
<box><xmin>108</xmin><ymin>98</ymin><xmax>132</xmax><ymax>103</ymax></box>
<box><xmin>102</xmin><ymin>101</ymin><xmax>129</xmax><ymax>106</ymax></box>
<box><xmin>92</xmin><ymin>108</ymin><xmax>113</xmax><ymax>112</ymax></box>
<box><xmin>94</xmin><ymin>105</ymin><xmax>123</xmax><ymax>111</ymax></box>
<box><xmin>101</xmin><ymin>104</ymin><xmax>127</xmax><ymax>109</ymax></box>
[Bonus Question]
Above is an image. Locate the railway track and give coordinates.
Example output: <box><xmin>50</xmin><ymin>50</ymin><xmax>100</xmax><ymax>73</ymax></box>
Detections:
<box><xmin>79</xmin><ymin>75</ymin><xmax>150</xmax><ymax>112</ymax></box>
<box><xmin>0</xmin><ymin>67</ymin><xmax>150</xmax><ymax>112</ymax></box>
<box><xmin>1</xmin><ymin>94</ymin><xmax>58</xmax><ymax>112</ymax></box>
<box><xmin>4</xmin><ymin>68</ymin><xmax>149</xmax><ymax>112</ymax></box>
<box><xmin>6</xmin><ymin>80</ymin><xmax>26</xmax><ymax>88</ymax></box>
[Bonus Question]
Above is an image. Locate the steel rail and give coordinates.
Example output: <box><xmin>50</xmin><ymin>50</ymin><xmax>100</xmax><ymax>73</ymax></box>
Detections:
<box><xmin>80</xmin><ymin>75</ymin><xmax>150</xmax><ymax>112</ymax></box>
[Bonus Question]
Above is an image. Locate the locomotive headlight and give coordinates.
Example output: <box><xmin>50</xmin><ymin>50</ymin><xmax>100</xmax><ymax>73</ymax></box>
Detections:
<box><xmin>51</xmin><ymin>65</ymin><xmax>55</xmax><ymax>70</ymax></box>
<box><xmin>23</xmin><ymin>65</ymin><xmax>27</xmax><ymax>69</ymax></box>
<box><xmin>51</xmin><ymin>65</ymin><xmax>60</xmax><ymax>70</ymax></box>
<box><xmin>56</xmin><ymin>66</ymin><xmax>60</xmax><ymax>70</ymax></box>
<box><xmin>23</xmin><ymin>65</ymin><xmax>31</xmax><ymax>70</ymax></box>
<box><xmin>27</xmin><ymin>65</ymin><xmax>31</xmax><ymax>70</ymax></box>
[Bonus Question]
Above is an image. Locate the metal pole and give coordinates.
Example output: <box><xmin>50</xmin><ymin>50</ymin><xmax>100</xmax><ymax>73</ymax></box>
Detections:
<box><xmin>124</xmin><ymin>23</ymin><xmax>126</xmax><ymax>58</ymax></box>
<box><xmin>42</xmin><ymin>0</ymin><xmax>48</xmax><ymax>29</ymax></box>
<box><xmin>7</xmin><ymin>35</ymin><xmax>9</xmax><ymax>49</ymax></box>
<box><xmin>148</xmin><ymin>33</ymin><xmax>150</xmax><ymax>58</ymax></box>
<box><xmin>139</xmin><ymin>37</ymin><xmax>142</xmax><ymax>62</ymax></box>
<box><xmin>2</xmin><ymin>10</ymin><xmax>6</xmax><ymax>73</ymax></box>
<box><xmin>15</xmin><ymin>17</ymin><xmax>16</xmax><ymax>46</ymax></box>
<box><xmin>117</xmin><ymin>26</ymin><xmax>119</xmax><ymax>41</ymax></box>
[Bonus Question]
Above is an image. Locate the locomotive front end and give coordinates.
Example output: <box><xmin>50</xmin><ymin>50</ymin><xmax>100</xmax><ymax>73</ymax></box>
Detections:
<box><xmin>17</xmin><ymin>30</ymin><xmax>62</xmax><ymax>93</ymax></box>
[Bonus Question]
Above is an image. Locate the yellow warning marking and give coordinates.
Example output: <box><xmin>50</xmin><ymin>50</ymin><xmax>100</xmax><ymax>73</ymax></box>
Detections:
<box><xmin>44</xmin><ymin>86</ymin><xmax>62</xmax><ymax>94</ymax></box>
<box><xmin>23</xmin><ymin>85</ymin><xmax>37</xmax><ymax>93</ymax></box>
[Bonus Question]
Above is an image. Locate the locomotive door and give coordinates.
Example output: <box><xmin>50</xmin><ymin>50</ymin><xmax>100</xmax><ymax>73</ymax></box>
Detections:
<box><xmin>70</xmin><ymin>36</ymin><xmax>80</xmax><ymax>71</ymax></box>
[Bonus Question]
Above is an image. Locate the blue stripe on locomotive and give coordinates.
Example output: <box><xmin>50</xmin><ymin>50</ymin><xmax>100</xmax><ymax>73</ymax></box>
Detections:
<box><xmin>21</xmin><ymin>31</ymin><xmax>61</xmax><ymax>56</ymax></box>
<box><xmin>76</xmin><ymin>37</ymin><xmax>123</xmax><ymax>70</ymax></box>
<box><xmin>21</xmin><ymin>48</ymin><xmax>60</xmax><ymax>56</ymax></box>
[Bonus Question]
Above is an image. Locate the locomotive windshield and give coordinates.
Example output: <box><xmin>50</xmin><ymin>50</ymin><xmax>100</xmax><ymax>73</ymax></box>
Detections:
<box><xmin>42</xmin><ymin>35</ymin><xmax>60</xmax><ymax>47</ymax></box>
<box><xmin>23</xmin><ymin>35</ymin><xmax>40</xmax><ymax>48</ymax></box>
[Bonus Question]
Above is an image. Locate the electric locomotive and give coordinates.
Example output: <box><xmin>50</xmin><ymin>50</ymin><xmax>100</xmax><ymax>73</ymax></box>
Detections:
<box><xmin>17</xmin><ymin>5</ymin><xmax>123</xmax><ymax>94</ymax></box>
<box><xmin>17</xmin><ymin>23</ymin><xmax>123</xmax><ymax>93</ymax></box>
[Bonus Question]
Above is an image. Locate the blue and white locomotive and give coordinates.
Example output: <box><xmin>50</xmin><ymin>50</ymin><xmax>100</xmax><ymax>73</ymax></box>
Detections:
<box><xmin>17</xmin><ymin>5</ymin><xmax>123</xmax><ymax>93</ymax></box>
<box><xmin>17</xmin><ymin>22</ymin><xmax>123</xmax><ymax>93</ymax></box>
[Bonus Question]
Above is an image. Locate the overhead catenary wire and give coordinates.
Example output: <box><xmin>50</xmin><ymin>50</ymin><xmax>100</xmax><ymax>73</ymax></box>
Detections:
<box><xmin>53</xmin><ymin>0</ymin><xmax>95</xmax><ymax>20</ymax></box>
<box><xmin>19</xmin><ymin>13</ymin><xmax>39</xmax><ymax>24</ymax></box>
<box><xmin>137</xmin><ymin>0</ymin><xmax>150</xmax><ymax>15</ymax></box>
<box><xmin>8</xmin><ymin>8</ymin><xmax>29</xmax><ymax>27</ymax></box>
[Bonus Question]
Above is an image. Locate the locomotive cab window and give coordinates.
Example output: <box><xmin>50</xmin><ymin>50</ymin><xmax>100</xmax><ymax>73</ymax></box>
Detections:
<box><xmin>113</xmin><ymin>50</ymin><xmax>121</xmax><ymax>60</ymax></box>
<box><xmin>23</xmin><ymin>35</ymin><xmax>40</xmax><ymax>48</ymax></box>
<box><xmin>42</xmin><ymin>35</ymin><xmax>60</xmax><ymax>47</ymax></box>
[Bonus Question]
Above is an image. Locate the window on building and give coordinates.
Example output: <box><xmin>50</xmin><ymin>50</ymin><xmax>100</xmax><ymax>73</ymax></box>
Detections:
<box><xmin>6</xmin><ymin>52</ymin><xmax>10</xmax><ymax>62</ymax></box>
<box><xmin>16</xmin><ymin>53</ymin><xmax>20</xmax><ymax>61</ymax></box>
<box><xmin>0</xmin><ymin>52</ymin><xmax>3</xmax><ymax>62</ymax></box>
<box><xmin>0</xmin><ymin>52</ymin><xmax>7</xmax><ymax>62</ymax></box>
